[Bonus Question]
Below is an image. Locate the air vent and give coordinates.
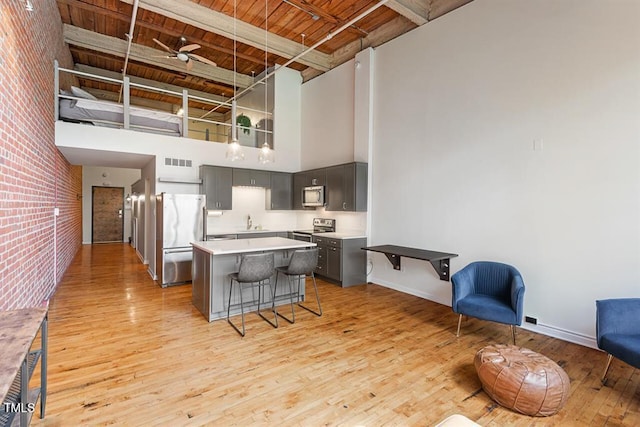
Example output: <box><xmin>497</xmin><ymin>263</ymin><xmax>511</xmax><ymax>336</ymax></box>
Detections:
<box><xmin>164</xmin><ymin>157</ymin><xmax>193</xmax><ymax>168</ymax></box>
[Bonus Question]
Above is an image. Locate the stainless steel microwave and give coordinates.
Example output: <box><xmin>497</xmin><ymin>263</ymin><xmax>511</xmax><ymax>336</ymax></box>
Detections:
<box><xmin>302</xmin><ymin>185</ymin><xmax>325</xmax><ymax>207</ymax></box>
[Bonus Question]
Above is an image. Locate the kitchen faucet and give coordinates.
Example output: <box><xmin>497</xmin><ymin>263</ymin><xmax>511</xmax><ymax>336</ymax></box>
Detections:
<box><xmin>247</xmin><ymin>214</ymin><xmax>252</xmax><ymax>230</ymax></box>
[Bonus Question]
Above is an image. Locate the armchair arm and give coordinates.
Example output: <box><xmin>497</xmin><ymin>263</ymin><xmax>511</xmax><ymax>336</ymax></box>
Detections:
<box><xmin>596</xmin><ymin>298</ymin><xmax>640</xmax><ymax>347</ymax></box>
<box><xmin>452</xmin><ymin>265</ymin><xmax>476</xmax><ymax>313</ymax></box>
<box><xmin>510</xmin><ymin>273</ymin><xmax>525</xmax><ymax>325</ymax></box>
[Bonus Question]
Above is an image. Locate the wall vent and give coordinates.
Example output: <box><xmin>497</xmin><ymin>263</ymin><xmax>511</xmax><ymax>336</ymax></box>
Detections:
<box><xmin>164</xmin><ymin>157</ymin><xmax>193</xmax><ymax>168</ymax></box>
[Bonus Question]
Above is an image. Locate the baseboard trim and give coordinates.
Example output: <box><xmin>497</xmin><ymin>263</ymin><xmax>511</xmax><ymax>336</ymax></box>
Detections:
<box><xmin>371</xmin><ymin>277</ymin><xmax>451</xmax><ymax>307</ymax></box>
<box><xmin>520</xmin><ymin>322</ymin><xmax>598</xmax><ymax>349</ymax></box>
<box><xmin>371</xmin><ymin>278</ymin><xmax>598</xmax><ymax>350</ymax></box>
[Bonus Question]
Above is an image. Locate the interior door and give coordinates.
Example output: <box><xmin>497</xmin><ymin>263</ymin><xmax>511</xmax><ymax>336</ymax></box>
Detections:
<box><xmin>92</xmin><ymin>186</ymin><xmax>124</xmax><ymax>243</ymax></box>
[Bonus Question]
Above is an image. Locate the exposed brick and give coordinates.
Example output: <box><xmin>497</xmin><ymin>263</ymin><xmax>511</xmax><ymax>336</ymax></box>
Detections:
<box><xmin>0</xmin><ymin>0</ymin><xmax>81</xmax><ymax>310</ymax></box>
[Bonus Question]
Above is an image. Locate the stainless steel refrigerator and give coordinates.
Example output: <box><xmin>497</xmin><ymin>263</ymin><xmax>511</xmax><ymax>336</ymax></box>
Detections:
<box><xmin>156</xmin><ymin>193</ymin><xmax>206</xmax><ymax>287</ymax></box>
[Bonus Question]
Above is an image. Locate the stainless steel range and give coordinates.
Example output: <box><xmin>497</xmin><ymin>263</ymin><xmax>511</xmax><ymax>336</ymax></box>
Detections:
<box><xmin>291</xmin><ymin>218</ymin><xmax>335</xmax><ymax>242</ymax></box>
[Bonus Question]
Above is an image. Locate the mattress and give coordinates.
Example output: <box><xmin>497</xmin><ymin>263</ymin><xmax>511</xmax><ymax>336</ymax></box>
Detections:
<box><xmin>59</xmin><ymin>98</ymin><xmax>182</xmax><ymax>136</ymax></box>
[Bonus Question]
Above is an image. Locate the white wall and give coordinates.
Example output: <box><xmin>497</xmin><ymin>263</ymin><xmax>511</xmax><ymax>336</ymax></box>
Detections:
<box><xmin>369</xmin><ymin>0</ymin><xmax>640</xmax><ymax>347</ymax></box>
<box><xmin>82</xmin><ymin>166</ymin><xmax>141</xmax><ymax>244</ymax></box>
<box><xmin>301</xmin><ymin>59</ymin><xmax>356</xmax><ymax>169</ymax></box>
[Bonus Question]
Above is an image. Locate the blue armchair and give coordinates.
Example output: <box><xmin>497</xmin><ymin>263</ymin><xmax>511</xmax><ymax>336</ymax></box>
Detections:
<box><xmin>596</xmin><ymin>298</ymin><xmax>640</xmax><ymax>383</ymax></box>
<box><xmin>451</xmin><ymin>261</ymin><xmax>525</xmax><ymax>344</ymax></box>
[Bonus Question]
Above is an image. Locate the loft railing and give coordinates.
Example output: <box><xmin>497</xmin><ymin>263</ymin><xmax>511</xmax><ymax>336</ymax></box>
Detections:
<box><xmin>54</xmin><ymin>60</ymin><xmax>273</xmax><ymax>144</ymax></box>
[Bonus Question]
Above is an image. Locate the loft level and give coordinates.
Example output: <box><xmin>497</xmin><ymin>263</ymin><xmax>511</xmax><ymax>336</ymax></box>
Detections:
<box><xmin>54</xmin><ymin>61</ymin><xmax>273</xmax><ymax>144</ymax></box>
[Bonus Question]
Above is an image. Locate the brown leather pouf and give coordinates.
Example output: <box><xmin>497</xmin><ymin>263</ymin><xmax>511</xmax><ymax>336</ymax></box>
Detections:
<box><xmin>474</xmin><ymin>344</ymin><xmax>570</xmax><ymax>417</ymax></box>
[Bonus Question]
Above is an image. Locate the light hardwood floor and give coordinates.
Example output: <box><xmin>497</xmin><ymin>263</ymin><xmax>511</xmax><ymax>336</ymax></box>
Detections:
<box><xmin>32</xmin><ymin>244</ymin><xmax>639</xmax><ymax>426</ymax></box>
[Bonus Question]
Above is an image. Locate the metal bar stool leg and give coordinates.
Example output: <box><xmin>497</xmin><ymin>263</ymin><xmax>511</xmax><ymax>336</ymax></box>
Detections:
<box><xmin>227</xmin><ymin>278</ymin><xmax>246</xmax><ymax>337</ymax></box>
<box><xmin>275</xmin><ymin>271</ymin><xmax>296</xmax><ymax>323</ymax></box>
<box><xmin>257</xmin><ymin>279</ymin><xmax>278</xmax><ymax>328</ymax></box>
<box><xmin>298</xmin><ymin>272</ymin><xmax>322</xmax><ymax>316</ymax></box>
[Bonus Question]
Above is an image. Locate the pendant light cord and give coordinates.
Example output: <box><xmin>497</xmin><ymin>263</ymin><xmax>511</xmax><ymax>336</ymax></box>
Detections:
<box><xmin>265</xmin><ymin>0</ymin><xmax>268</xmax><ymax>146</ymax></box>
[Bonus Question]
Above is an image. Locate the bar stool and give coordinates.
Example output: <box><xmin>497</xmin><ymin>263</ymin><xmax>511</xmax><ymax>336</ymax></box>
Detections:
<box><xmin>274</xmin><ymin>248</ymin><xmax>322</xmax><ymax>323</ymax></box>
<box><xmin>227</xmin><ymin>252</ymin><xmax>277</xmax><ymax>337</ymax></box>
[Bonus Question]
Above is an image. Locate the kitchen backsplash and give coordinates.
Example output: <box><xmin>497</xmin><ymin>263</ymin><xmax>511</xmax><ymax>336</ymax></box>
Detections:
<box><xmin>205</xmin><ymin>187</ymin><xmax>367</xmax><ymax>234</ymax></box>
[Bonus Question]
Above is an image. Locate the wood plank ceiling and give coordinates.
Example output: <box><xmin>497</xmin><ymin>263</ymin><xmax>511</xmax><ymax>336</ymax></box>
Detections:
<box><xmin>57</xmin><ymin>0</ymin><xmax>474</xmax><ymax>111</ymax></box>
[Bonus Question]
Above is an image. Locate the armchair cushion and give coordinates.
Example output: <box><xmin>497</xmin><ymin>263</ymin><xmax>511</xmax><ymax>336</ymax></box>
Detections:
<box><xmin>456</xmin><ymin>294</ymin><xmax>519</xmax><ymax>325</ymax></box>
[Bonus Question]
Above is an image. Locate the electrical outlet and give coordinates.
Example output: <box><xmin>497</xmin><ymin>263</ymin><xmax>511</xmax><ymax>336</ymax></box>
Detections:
<box><xmin>525</xmin><ymin>316</ymin><xmax>537</xmax><ymax>325</ymax></box>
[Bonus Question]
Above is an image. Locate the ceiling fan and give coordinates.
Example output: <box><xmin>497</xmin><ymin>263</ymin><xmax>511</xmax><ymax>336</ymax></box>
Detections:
<box><xmin>152</xmin><ymin>36</ymin><xmax>217</xmax><ymax>71</ymax></box>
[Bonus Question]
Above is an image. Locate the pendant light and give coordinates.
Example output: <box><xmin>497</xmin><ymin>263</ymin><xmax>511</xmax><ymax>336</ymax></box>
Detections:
<box><xmin>258</xmin><ymin>0</ymin><xmax>274</xmax><ymax>164</ymax></box>
<box><xmin>226</xmin><ymin>0</ymin><xmax>244</xmax><ymax>161</ymax></box>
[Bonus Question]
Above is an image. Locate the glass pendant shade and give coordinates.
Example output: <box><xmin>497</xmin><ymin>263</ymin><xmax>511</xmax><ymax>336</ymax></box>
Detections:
<box><xmin>226</xmin><ymin>139</ymin><xmax>244</xmax><ymax>161</ymax></box>
<box><xmin>226</xmin><ymin>100</ymin><xmax>244</xmax><ymax>161</ymax></box>
<box><xmin>258</xmin><ymin>141</ymin><xmax>274</xmax><ymax>164</ymax></box>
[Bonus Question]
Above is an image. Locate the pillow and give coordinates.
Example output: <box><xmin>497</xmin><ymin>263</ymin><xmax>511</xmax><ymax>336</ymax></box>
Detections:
<box><xmin>70</xmin><ymin>85</ymin><xmax>97</xmax><ymax>100</ymax></box>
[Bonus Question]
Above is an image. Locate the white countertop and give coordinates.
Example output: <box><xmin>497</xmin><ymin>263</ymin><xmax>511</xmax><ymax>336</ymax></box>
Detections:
<box><xmin>192</xmin><ymin>237</ymin><xmax>316</xmax><ymax>255</ymax></box>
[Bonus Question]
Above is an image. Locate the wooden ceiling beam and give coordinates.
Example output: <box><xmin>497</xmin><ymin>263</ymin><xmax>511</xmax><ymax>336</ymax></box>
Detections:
<box><xmin>119</xmin><ymin>0</ymin><xmax>332</xmax><ymax>72</ymax></box>
<box><xmin>428</xmin><ymin>0</ymin><xmax>474</xmax><ymax>20</ymax></box>
<box><xmin>57</xmin><ymin>0</ymin><xmax>268</xmax><ymax>68</ymax></box>
<box><xmin>86</xmin><ymin>88</ymin><xmax>225</xmax><ymax>119</ymax></box>
<box><xmin>69</xmin><ymin>47</ymin><xmax>233</xmax><ymax>96</ymax></box>
<box><xmin>301</xmin><ymin>0</ymin><xmax>475</xmax><ymax>82</ymax></box>
<box><xmin>301</xmin><ymin>15</ymin><xmax>415</xmax><ymax>82</ymax></box>
<box><xmin>282</xmin><ymin>0</ymin><xmax>369</xmax><ymax>38</ymax></box>
<box><xmin>63</xmin><ymin>24</ymin><xmax>253</xmax><ymax>88</ymax></box>
<box><xmin>73</xmin><ymin>64</ymin><xmax>229</xmax><ymax>105</ymax></box>
<box><xmin>386</xmin><ymin>0</ymin><xmax>429</xmax><ymax>25</ymax></box>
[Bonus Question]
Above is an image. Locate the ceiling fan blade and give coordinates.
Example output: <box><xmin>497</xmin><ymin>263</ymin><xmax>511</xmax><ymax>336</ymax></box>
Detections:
<box><xmin>185</xmin><ymin>58</ymin><xmax>194</xmax><ymax>71</ymax></box>
<box><xmin>152</xmin><ymin>38</ymin><xmax>175</xmax><ymax>54</ymax></box>
<box><xmin>189</xmin><ymin>53</ymin><xmax>217</xmax><ymax>67</ymax></box>
<box><xmin>179</xmin><ymin>44</ymin><xmax>201</xmax><ymax>53</ymax></box>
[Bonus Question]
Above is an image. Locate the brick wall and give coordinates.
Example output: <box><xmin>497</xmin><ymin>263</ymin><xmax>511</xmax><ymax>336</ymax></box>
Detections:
<box><xmin>0</xmin><ymin>0</ymin><xmax>81</xmax><ymax>309</ymax></box>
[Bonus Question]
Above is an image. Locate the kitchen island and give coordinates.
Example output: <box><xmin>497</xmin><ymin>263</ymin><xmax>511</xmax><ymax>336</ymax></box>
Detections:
<box><xmin>191</xmin><ymin>237</ymin><xmax>316</xmax><ymax>322</ymax></box>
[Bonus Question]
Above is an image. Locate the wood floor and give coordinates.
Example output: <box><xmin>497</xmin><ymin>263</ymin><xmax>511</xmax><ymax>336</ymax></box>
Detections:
<box><xmin>32</xmin><ymin>244</ymin><xmax>639</xmax><ymax>426</ymax></box>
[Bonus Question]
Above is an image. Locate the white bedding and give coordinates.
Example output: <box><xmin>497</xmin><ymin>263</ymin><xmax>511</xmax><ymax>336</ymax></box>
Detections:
<box><xmin>59</xmin><ymin>98</ymin><xmax>183</xmax><ymax>136</ymax></box>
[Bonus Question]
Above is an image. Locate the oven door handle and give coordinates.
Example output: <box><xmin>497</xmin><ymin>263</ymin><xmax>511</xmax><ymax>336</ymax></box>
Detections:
<box><xmin>292</xmin><ymin>232</ymin><xmax>313</xmax><ymax>241</ymax></box>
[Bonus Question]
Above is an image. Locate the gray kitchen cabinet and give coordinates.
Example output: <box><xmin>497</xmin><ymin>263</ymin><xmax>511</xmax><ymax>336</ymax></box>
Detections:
<box><xmin>305</xmin><ymin>168</ymin><xmax>326</xmax><ymax>187</ymax></box>
<box><xmin>313</xmin><ymin>236</ymin><xmax>366</xmax><ymax>287</ymax></box>
<box><xmin>326</xmin><ymin>162</ymin><xmax>368</xmax><ymax>212</ymax></box>
<box><xmin>293</xmin><ymin>172</ymin><xmax>308</xmax><ymax>210</ymax></box>
<box><xmin>192</xmin><ymin>247</ymin><xmax>211</xmax><ymax>319</ymax></box>
<box><xmin>266</xmin><ymin>172</ymin><xmax>292</xmax><ymax>210</ymax></box>
<box><xmin>232</xmin><ymin>168</ymin><xmax>270</xmax><ymax>187</ymax></box>
<box><xmin>199</xmin><ymin>165</ymin><xmax>233</xmax><ymax>210</ymax></box>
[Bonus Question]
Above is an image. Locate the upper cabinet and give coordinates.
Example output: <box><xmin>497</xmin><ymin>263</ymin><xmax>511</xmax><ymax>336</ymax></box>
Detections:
<box><xmin>232</xmin><ymin>168</ymin><xmax>270</xmax><ymax>188</ymax></box>
<box><xmin>325</xmin><ymin>162</ymin><xmax>368</xmax><ymax>212</ymax></box>
<box><xmin>292</xmin><ymin>172</ymin><xmax>307</xmax><ymax>210</ymax></box>
<box><xmin>305</xmin><ymin>168</ymin><xmax>326</xmax><ymax>187</ymax></box>
<box><xmin>199</xmin><ymin>165</ymin><xmax>233</xmax><ymax>210</ymax></box>
<box><xmin>266</xmin><ymin>172</ymin><xmax>293</xmax><ymax>210</ymax></box>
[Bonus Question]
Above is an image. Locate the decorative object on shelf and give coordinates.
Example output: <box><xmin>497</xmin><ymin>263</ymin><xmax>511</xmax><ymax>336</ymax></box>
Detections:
<box><xmin>226</xmin><ymin>0</ymin><xmax>244</xmax><ymax>162</ymax></box>
<box><xmin>236</xmin><ymin>114</ymin><xmax>251</xmax><ymax>135</ymax></box>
